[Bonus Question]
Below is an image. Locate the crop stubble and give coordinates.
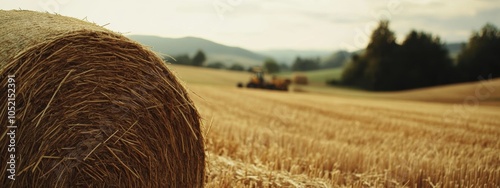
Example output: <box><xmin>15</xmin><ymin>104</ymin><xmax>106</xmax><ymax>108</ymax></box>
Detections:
<box><xmin>191</xmin><ymin>86</ymin><xmax>499</xmax><ymax>187</ymax></box>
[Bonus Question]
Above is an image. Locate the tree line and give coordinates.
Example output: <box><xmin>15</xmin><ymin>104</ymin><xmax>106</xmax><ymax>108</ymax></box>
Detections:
<box><xmin>331</xmin><ymin>21</ymin><xmax>500</xmax><ymax>91</ymax></box>
<box><xmin>164</xmin><ymin>50</ymin><xmax>259</xmax><ymax>71</ymax></box>
<box><xmin>161</xmin><ymin>47</ymin><xmax>328</xmax><ymax>74</ymax></box>
<box><xmin>164</xmin><ymin>50</ymin><xmax>207</xmax><ymax>67</ymax></box>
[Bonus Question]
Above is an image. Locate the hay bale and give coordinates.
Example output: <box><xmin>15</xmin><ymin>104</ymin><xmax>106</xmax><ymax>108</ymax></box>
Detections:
<box><xmin>0</xmin><ymin>10</ymin><xmax>204</xmax><ymax>187</ymax></box>
<box><xmin>293</xmin><ymin>74</ymin><xmax>309</xmax><ymax>85</ymax></box>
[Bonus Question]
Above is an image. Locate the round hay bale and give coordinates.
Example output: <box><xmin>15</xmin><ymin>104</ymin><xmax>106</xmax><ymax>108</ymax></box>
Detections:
<box><xmin>293</xmin><ymin>74</ymin><xmax>309</xmax><ymax>85</ymax></box>
<box><xmin>0</xmin><ymin>10</ymin><xmax>204</xmax><ymax>187</ymax></box>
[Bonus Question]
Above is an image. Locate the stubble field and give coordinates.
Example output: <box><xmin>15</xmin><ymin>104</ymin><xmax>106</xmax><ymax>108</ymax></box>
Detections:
<box><xmin>171</xmin><ymin>65</ymin><xmax>500</xmax><ymax>187</ymax></box>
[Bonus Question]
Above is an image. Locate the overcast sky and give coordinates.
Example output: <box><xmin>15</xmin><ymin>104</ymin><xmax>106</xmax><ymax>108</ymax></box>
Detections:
<box><xmin>2</xmin><ymin>0</ymin><xmax>500</xmax><ymax>51</ymax></box>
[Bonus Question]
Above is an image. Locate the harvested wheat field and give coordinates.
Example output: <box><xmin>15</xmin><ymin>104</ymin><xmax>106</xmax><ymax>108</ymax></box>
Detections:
<box><xmin>167</xmin><ymin>65</ymin><xmax>500</xmax><ymax>187</ymax></box>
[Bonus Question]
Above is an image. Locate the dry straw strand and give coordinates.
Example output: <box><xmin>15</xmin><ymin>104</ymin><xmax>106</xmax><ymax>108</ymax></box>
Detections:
<box><xmin>0</xmin><ymin>10</ymin><xmax>204</xmax><ymax>187</ymax></box>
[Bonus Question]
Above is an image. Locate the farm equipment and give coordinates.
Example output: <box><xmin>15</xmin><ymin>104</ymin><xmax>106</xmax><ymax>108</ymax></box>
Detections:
<box><xmin>237</xmin><ymin>67</ymin><xmax>291</xmax><ymax>91</ymax></box>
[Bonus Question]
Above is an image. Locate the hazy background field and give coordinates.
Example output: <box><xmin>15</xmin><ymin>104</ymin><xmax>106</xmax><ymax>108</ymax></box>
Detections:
<box><xmin>168</xmin><ymin>65</ymin><xmax>500</xmax><ymax>187</ymax></box>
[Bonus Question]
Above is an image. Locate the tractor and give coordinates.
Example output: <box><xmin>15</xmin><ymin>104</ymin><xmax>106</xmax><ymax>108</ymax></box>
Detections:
<box><xmin>237</xmin><ymin>67</ymin><xmax>291</xmax><ymax>91</ymax></box>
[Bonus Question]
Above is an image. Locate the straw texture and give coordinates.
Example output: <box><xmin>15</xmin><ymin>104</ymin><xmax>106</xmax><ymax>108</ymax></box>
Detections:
<box><xmin>0</xmin><ymin>10</ymin><xmax>204</xmax><ymax>187</ymax></box>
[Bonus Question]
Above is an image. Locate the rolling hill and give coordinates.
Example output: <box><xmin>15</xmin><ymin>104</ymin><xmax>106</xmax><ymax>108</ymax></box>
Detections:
<box><xmin>127</xmin><ymin>35</ymin><xmax>351</xmax><ymax>68</ymax></box>
<box><xmin>128</xmin><ymin>35</ymin><xmax>464</xmax><ymax>70</ymax></box>
<box><xmin>168</xmin><ymin>64</ymin><xmax>500</xmax><ymax>106</ymax></box>
<box><xmin>257</xmin><ymin>49</ymin><xmax>332</xmax><ymax>64</ymax></box>
<box><xmin>127</xmin><ymin>35</ymin><xmax>266</xmax><ymax>66</ymax></box>
<box><xmin>321</xmin><ymin>50</ymin><xmax>351</xmax><ymax>68</ymax></box>
<box><xmin>387</xmin><ymin>78</ymin><xmax>500</xmax><ymax>106</ymax></box>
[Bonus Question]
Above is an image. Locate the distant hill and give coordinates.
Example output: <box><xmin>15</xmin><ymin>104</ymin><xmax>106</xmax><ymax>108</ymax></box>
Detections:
<box><xmin>127</xmin><ymin>35</ymin><xmax>266</xmax><ymax>67</ymax></box>
<box><xmin>388</xmin><ymin>78</ymin><xmax>500</xmax><ymax>106</ymax></box>
<box><xmin>258</xmin><ymin>49</ymin><xmax>332</xmax><ymax>64</ymax></box>
<box><xmin>128</xmin><ymin>35</ymin><xmax>465</xmax><ymax>70</ymax></box>
<box><xmin>258</xmin><ymin>49</ymin><xmax>353</xmax><ymax>69</ymax></box>
<box><xmin>321</xmin><ymin>50</ymin><xmax>351</xmax><ymax>68</ymax></box>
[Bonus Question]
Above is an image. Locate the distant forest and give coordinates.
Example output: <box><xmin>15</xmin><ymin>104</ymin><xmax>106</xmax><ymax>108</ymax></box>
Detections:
<box><xmin>164</xmin><ymin>20</ymin><xmax>499</xmax><ymax>91</ymax></box>
<box><xmin>329</xmin><ymin>20</ymin><xmax>500</xmax><ymax>91</ymax></box>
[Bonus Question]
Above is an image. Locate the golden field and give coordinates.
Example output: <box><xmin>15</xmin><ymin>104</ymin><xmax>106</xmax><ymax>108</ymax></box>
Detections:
<box><xmin>170</xmin><ymin>65</ymin><xmax>500</xmax><ymax>187</ymax></box>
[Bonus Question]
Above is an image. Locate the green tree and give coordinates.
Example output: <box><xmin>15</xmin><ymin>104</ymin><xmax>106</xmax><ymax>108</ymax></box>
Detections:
<box><xmin>229</xmin><ymin>63</ymin><xmax>245</xmax><ymax>71</ymax></box>
<box><xmin>457</xmin><ymin>23</ymin><xmax>500</xmax><ymax>81</ymax></box>
<box><xmin>340</xmin><ymin>21</ymin><xmax>453</xmax><ymax>91</ymax></box>
<box><xmin>264</xmin><ymin>58</ymin><xmax>280</xmax><ymax>73</ymax></box>
<box><xmin>341</xmin><ymin>20</ymin><xmax>398</xmax><ymax>90</ymax></box>
<box><xmin>192</xmin><ymin>50</ymin><xmax>207</xmax><ymax>67</ymax></box>
<box><xmin>206</xmin><ymin>62</ymin><xmax>226</xmax><ymax>69</ymax></box>
<box><xmin>165</xmin><ymin>54</ymin><xmax>191</xmax><ymax>65</ymax></box>
<box><xmin>364</xmin><ymin>20</ymin><xmax>399</xmax><ymax>90</ymax></box>
<box><xmin>279</xmin><ymin>63</ymin><xmax>290</xmax><ymax>72</ymax></box>
<box><xmin>340</xmin><ymin>54</ymin><xmax>369</xmax><ymax>88</ymax></box>
<box><xmin>292</xmin><ymin>57</ymin><xmax>320</xmax><ymax>71</ymax></box>
<box><xmin>365</xmin><ymin>20</ymin><xmax>398</xmax><ymax>58</ymax></box>
<box><xmin>397</xmin><ymin>30</ymin><xmax>454</xmax><ymax>89</ymax></box>
<box><xmin>322</xmin><ymin>50</ymin><xmax>350</xmax><ymax>68</ymax></box>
